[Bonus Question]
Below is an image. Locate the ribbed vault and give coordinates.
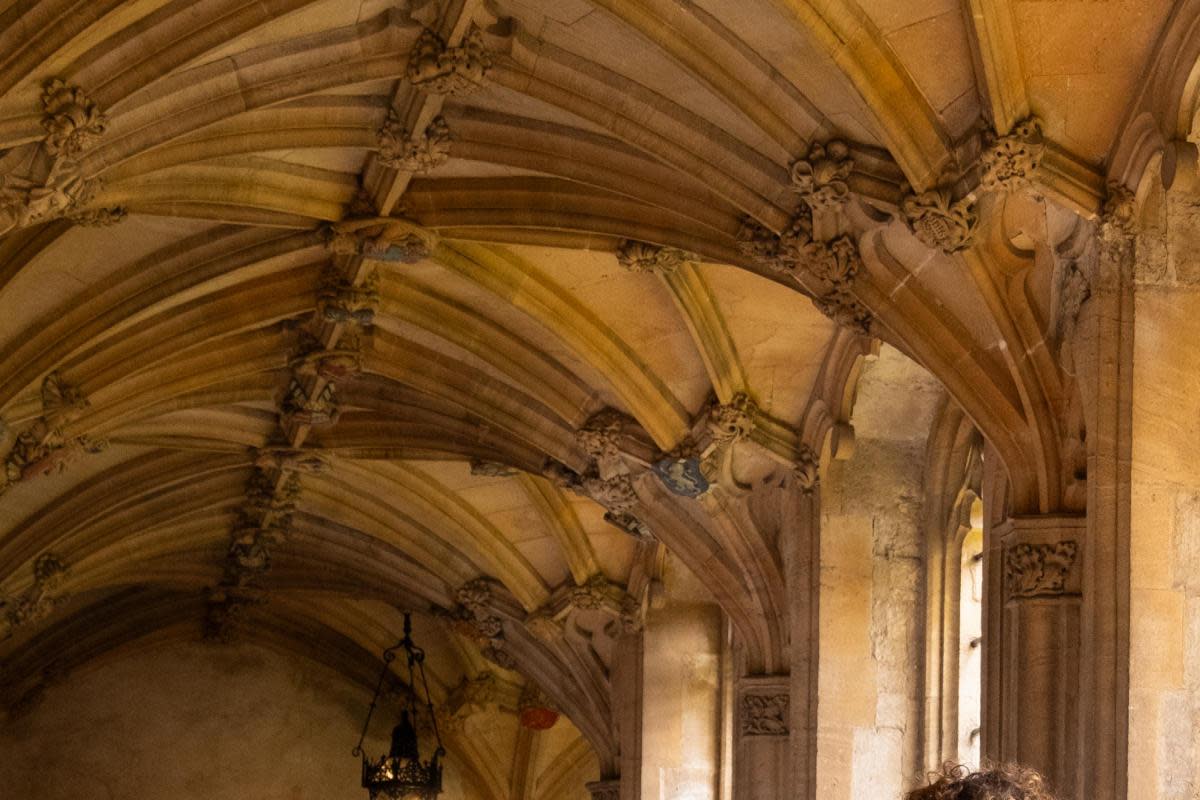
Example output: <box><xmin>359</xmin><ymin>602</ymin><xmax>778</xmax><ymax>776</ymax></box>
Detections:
<box><xmin>0</xmin><ymin>0</ymin><xmax>1187</xmax><ymax>796</ymax></box>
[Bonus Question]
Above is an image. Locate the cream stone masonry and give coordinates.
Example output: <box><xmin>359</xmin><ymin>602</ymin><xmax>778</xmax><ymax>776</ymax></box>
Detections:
<box><xmin>3</xmin><ymin>1</ymin><xmax>1200</xmax><ymax>798</ymax></box>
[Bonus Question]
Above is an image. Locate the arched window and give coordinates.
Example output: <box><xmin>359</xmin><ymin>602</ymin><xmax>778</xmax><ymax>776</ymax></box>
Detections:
<box><xmin>956</xmin><ymin>503</ymin><xmax>984</xmax><ymax>768</ymax></box>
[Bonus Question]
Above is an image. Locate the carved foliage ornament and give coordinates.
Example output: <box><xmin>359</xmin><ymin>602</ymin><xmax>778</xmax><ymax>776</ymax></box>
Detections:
<box><xmin>979</xmin><ymin>116</ymin><xmax>1044</xmax><ymax>193</ymax></box>
<box><xmin>901</xmin><ymin>190</ymin><xmax>977</xmax><ymax>254</ymax></box>
<box><xmin>586</xmin><ymin>780</ymin><xmax>621</xmax><ymax>800</ymax></box>
<box><xmin>616</xmin><ymin>240</ymin><xmax>691</xmax><ymax>275</ymax></box>
<box><xmin>1004</xmin><ymin>540</ymin><xmax>1079</xmax><ymax>598</ymax></box>
<box><xmin>1</xmin><ymin>372</ymin><xmax>106</xmax><ymax>495</ymax></box>
<box><xmin>789</xmin><ymin>139</ymin><xmax>853</xmax><ymax>211</ymax></box>
<box><xmin>376</xmin><ymin>112</ymin><xmax>452</xmax><ymax>173</ymax></box>
<box><xmin>740</xmin><ymin>692</ymin><xmax>789</xmax><ymax>736</ymax></box>
<box><xmin>406</xmin><ymin>28</ymin><xmax>492</xmax><ymax>96</ymax></box>
<box><xmin>707</xmin><ymin>393</ymin><xmax>757</xmax><ymax>446</ymax></box>
<box><xmin>737</xmin><ymin>215</ymin><xmax>873</xmax><ymax>335</ymax></box>
<box><xmin>1</xmin><ymin>553</ymin><xmax>69</xmax><ymax>638</ymax></box>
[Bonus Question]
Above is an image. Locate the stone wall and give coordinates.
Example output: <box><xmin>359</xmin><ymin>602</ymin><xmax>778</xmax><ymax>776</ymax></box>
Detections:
<box><xmin>0</xmin><ymin>640</ymin><xmax>470</xmax><ymax>800</ymax></box>
<box><xmin>1127</xmin><ymin>183</ymin><xmax>1200</xmax><ymax>800</ymax></box>
<box><xmin>816</xmin><ymin>346</ymin><xmax>941</xmax><ymax>800</ymax></box>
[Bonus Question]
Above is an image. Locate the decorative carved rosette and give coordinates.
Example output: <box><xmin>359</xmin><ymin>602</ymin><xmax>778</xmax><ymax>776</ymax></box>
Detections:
<box><xmin>40</xmin><ymin>79</ymin><xmax>109</xmax><ymax>159</ymax></box>
<box><xmin>406</xmin><ymin>28</ymin><xmax>492</xmax><ymax>96</ymax></box>
<box><xmin>739</xmin><ymin>691</ymin><xmax>789</xmax><ymax>736</ymax></box>
<box><xmin>376</xmin><ymin>112</ymin><xmax>452</xmax><ymax>173</ymax></box>
<box><xmin>789</xmin><ymin>139</ymin><xmax>853</xmax><ymax>211</ymax></box>
<box><xmin>615</xmin><ymin>240</ymin><xmax>690</xmax><ymax>275</ymax></box>
<box><xmin>1004</xmin><ymin>540</ymin><xmax>1079</xmax><ymax>598</ymax></box>
<box><xmin>979</xmin><ymin>116</ymin><xmax>1044</xmax><ymax>193</ymax></box>
<box><xmin>901</xmin><ymin>190</ymin><xmax>977</xmax><ymax>254</ymax></box>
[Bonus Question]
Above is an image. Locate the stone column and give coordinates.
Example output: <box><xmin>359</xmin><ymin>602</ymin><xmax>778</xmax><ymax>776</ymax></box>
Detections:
<box><xmin>983</xmin><ymin>513</ymin><xmax>1085</xmax><ymax>797</ymax></box>
<box><xmin>639</xmin><ymin>600</ymin><xmax>722</xmax><ymax>800</ymax></box>
<box><xmin>734</xmin><ymin>675</ymin><xmax>790</xmax><ymax>800</ymax></box>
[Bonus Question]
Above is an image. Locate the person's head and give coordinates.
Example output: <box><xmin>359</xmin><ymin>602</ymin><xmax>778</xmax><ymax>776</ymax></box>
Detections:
<box><xmin>906</xmin><ymin>764</ymin><xmax>1056</xmax><ymax>800</ymax></box>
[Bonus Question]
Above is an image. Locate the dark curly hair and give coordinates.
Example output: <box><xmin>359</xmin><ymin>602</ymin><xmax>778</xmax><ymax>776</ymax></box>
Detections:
<box><xmin>906</xmin><ymin>763</ymin><xmax>1057</xmax><ymax>800</ymax></box>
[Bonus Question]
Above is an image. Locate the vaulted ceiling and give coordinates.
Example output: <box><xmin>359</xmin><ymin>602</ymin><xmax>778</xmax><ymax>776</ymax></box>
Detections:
<box><xmin>0</xmin><ymin>0</ymin><xmax>1192</xmax><ymax>797</ymax></box>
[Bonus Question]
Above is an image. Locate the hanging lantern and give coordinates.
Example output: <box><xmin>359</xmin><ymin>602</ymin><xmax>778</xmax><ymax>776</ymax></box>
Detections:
<box><xmin>353</xmin><ymin>613</ymin><xmax>445</xmax><ymax>800</ymax></box>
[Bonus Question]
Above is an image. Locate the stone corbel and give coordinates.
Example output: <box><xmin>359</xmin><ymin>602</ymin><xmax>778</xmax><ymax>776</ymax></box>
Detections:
<box><xmin>438</xmin><ymin>578</ymin><xmax>519</xmax><ymax>670</ymax></box>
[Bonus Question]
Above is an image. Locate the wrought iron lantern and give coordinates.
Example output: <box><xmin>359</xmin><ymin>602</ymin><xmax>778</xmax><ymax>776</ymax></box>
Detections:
<box><xmin>353</xmin><ymin>613</ymin><xmax>445</xmax><ymax>800</ymax></box>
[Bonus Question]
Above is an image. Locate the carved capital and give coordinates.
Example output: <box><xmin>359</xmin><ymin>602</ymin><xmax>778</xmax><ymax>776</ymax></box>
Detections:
<box><xmin>376</xmin><ymin>112</ymin><xmax>452</xmax><ymax>173</ymax></box>
<box><xmin>407</xmin><ymin>28</ymin><xmax>492</xmax><ymax>96</ymax></box>
<box><xmin>901</xmin><ymin>190</ymin><xmax>977</xmax><ymax>254</ymax></box>
<box><xmin>616</xmin><ymin>240</ymin><xmax>690</xmax><ymax>275</ymax></box>
<box><xmin>739</xmin><ymin>690</ymin><xmax>789</xmax><ymax>736</ymax></box>
<box><xmin>41</xmin><ymin>79</ymin><xmax>108</xmax><ymax>159</ymax></box>
<box><xmin>980</xmin><ymin>116</ymin><xmax>1044</xmax><ymax>193</ymax></box>
<box><xmin>586</xmin><ymin>780</ymin><xmax>621</xmax><ymax>800</ymax></box>
<box><xmin>1005</xmin><ymin>540</ymin><xmax>1079</xmax><ymax>599</ymax></box>
<box><xmin>789</xmin><ymin>139</ymin><xmax>853</xmax><ymax>210</ymax></box>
